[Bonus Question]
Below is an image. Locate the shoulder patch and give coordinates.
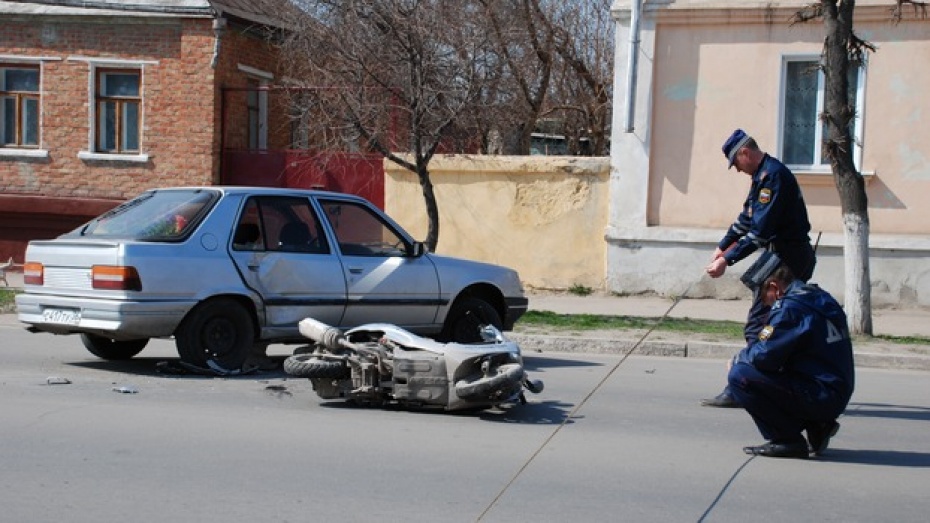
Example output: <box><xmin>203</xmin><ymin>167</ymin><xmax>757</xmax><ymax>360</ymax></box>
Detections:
<box><xmin>759</xmin><ymin>325</ymin><xmax>774</xmax><ymax>340</ymax></box>
<box><xmin>758</xmin><ymin>188</ymin><xmax>772</xmax><ymax>204</ymax></box>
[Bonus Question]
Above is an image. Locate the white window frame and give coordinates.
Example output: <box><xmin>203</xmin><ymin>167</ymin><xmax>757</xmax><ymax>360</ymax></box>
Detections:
<box><xmin>0</xmin><ymin>55</ymin><xmax>58</xmax><ymax>159</ymax></box>
<box><xmin>70</xmin><ymin>56</ymin><xmax>155</xmax><ymax>163</ymax></box>
<box><xmin>238</xmin><ymin>64</ymin><xmax>271</xmax><ymax>150</ymax></box>
<box><xmin>777</xmin><ymin>54</ymin><xmax>867</xmax><ymax>175</ymax></box>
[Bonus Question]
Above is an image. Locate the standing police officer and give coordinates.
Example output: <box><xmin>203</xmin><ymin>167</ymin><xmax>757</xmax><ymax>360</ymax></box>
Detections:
<box><xmin>728</xmin><ymin>256</ymin><xmax>854</xmax><ymax>458</ymax></box>
<box><xmin>702</xmin><ymin>129</ymin><xmax>817</xmax><ymax>408</ymax></box>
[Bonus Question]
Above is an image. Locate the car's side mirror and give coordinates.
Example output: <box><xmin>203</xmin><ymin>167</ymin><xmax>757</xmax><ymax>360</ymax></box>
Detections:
<box><xmin>408</xmin><ymin>241</ymin><xmax>426</xmax><ymax>258</ymax></box>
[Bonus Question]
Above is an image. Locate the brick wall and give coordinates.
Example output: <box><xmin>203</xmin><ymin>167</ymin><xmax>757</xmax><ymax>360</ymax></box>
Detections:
<box><xmin>0</xmin><ymin>17</ymin><xmax>218</xmax><ymax>200</ymax></box>
<box><xmin>0</xmin><ymin>13</ymin><xmax>283</xmax><ymax>262</ymax></box>
<box><xmin>214</xmin><ymin>27</ymin><xmax>289</xmax><ymax>153</ymax></box>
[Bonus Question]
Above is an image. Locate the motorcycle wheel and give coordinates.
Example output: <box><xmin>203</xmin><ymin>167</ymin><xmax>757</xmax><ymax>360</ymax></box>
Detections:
<box><xmin>454</xmin><ymin>363</ymin><xmax>524</xmax><ymax>401</ymax></box>
<box><xmin>283</xmin><ymin>354</ymin><xmax>350</xmax><ymax>379</ymax></box>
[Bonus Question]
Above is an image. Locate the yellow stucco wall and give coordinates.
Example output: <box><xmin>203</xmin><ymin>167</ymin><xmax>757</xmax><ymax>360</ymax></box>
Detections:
<box><xmin>649</xmin><ymin>9</ymin><xmax>930</xmax><ymax>236</ymax></box>
<box><xmin>384</xmin><ymin>155</ymin><xmax>609</xmax><ymax>292</ymax></box>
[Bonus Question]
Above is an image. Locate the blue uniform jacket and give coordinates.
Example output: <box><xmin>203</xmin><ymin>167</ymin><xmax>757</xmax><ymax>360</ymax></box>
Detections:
<box><xmin>735</xmin><ymin>281</ymin><xmax>855</xmax><ymax>401</ymax></box>
<box><xmin>719</xmin><ymin>154</ymin><xmax>815</xmax><ymax>280</ymax></box>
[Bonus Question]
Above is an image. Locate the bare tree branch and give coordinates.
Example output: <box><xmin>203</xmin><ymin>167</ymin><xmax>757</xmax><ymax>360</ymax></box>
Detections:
<box><xmin>892</xmin><ymin>0</ymin><xmax>929</xmax><ymax>23</ymax></box>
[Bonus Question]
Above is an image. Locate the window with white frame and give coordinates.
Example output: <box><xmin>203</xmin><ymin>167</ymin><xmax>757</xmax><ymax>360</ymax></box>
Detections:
<box><xmin>246</xmin><ymin>77</ymin><xmax>268</xmax><ymax>150</ymax></box>
<box><xmin>238</xmin><ymin>64</ymin><xmax>271</xmax><ymax>151</ymax></box>
<box><xmin>0</xmin><ymin>65</ymin><xmax>40</xmax><ymax>148</ymax></box>
<box><xmin>780</xmin><ymin>56</ymin><xmax>865</xmax><ymax>170</ymax></box>
<box><xmin>95</xmin><ymin>68</ymin><xmax>141</xmax><ymax>153</ymax></box>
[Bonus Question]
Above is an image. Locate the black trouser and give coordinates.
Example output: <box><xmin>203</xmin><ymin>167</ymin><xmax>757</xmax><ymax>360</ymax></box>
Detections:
<box><xmin>728</xmin><ymin>362</ymin><xmax>848</xmax><ymax>442</ymax></box>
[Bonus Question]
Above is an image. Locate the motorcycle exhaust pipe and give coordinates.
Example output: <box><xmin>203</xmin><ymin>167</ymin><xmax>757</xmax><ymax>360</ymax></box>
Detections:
<box><xmin>298</xmin><ymin>317</ymin><xmax>346</xmax><ymax>350</ymax></box>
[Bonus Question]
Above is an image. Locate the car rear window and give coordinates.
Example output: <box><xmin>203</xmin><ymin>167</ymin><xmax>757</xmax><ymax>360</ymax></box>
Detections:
<box><xmin>67</xmin><ymin>189</ymin><xmax>220</xmax><ymax>241</ymax></box>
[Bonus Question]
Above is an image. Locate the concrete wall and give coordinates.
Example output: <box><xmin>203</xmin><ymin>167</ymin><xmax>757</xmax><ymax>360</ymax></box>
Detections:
<box><xmin>608</xmin><ymin>1</ymin><xmax>930</xmax><ymax>307</ymax></box>
<box><xmin>384</xmin><ymin>155</ymin><xmax>610</xmax><ymax>292</ymax></box>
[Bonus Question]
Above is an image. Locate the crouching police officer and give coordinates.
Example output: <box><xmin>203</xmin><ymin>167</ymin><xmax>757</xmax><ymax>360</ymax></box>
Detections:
<box><xmin>727</xmin><ymin>252</ymin><xmax>854</xmax><ymax>458</ymax></box>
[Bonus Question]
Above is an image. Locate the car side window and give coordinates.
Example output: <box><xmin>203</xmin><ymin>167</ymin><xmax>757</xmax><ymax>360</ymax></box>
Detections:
<box><xmin>234</xmin><ymin>196</ymin><xmax>329</xmax><ymax>254</ymax></box>
<box><xmin>319</xmin><ymin>199</ymin><xmax>408</xmax><ymax>257</ymax></box>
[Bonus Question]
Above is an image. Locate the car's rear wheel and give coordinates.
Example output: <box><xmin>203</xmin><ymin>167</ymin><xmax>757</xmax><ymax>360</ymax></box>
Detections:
<box><xmin>80</xmin><ymin>333</ymin><xmax>149</xmax><ymax>360</ymax></box>
<box><xmin>440</xmin><ymin>296</ymin><xmax>503</xmax><ymax>343</ymax></box>
<box><xmin>175</xmin><ymin>298</ymin><xmax>254</xmax><ymax>370</ymax></box>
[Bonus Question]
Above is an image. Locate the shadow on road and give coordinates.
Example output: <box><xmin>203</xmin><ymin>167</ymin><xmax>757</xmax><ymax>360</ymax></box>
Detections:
<box><xmin>819</xmin><ymin>448</ymin><xmax>930</xmax><ymax>467</ymax></box>
<box><xmin>845</xmin><ymin>402</ymin><xmax>930</xmax><ymax>422</ymax></box>
<box><xmin>315</xmin><ymin>397</ymin><xmax>576</xmax><ymax>425</ymax></box>
<box><xmin>65</xmin><ymin>356</ymin><xmax>289</xmax><ymax>380</ymax></box>
<box><xmin>478</xmin><ymin>399</ymin><xmax>576</xmax><ymax>425</ymax></box>
<box><xmin>522</xmin><ymin>354</ymin><xmax>603</xmax><ymax>371</ymax></box>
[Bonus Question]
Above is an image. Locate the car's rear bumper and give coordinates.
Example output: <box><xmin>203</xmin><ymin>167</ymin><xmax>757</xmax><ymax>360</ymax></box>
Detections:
<box><xmin>504</xmin><ymin>296</ymin><xmax>529</xmax><ymax>330</ymax></box>
<box><xmin>16</xmin><ymin>293</ymin><xmax>194</xmax><ymax>339</ymax></box>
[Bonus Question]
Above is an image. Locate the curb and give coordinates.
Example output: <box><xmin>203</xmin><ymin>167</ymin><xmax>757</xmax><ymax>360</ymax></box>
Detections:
<box><xmin>509</xmin><ymin>333</ymin><xmax>930</xmax><ymax>372</ymax></box>
<box><xmin>510</xmin><ymin>333</ymin><xmax>740</xmax><ymax>359</ymax></box>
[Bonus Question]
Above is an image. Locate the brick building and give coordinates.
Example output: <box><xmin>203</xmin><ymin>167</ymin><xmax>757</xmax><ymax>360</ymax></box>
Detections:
<box><xmin>0</xmin><ymin>0</ymin><xmax>295</xmax><ymax>262</ymax></box>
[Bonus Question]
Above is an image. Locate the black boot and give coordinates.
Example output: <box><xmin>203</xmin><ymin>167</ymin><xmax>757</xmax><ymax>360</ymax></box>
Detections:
<box><xmin>701</xmin><ymin>387</ymin><xmax>740</xmax><ymax>408</ymax></box>
<box><xmin>806</xmin><ymin>420</ymin><xmax>840</xmax><ymax>456</ymax></box>
<box><xmin>743</xmin><ymin>439</ymin><xmax>810</xmax><ymax>459</ymax></box>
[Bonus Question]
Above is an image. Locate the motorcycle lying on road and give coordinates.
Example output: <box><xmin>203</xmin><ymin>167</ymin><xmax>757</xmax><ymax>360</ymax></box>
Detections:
<box><xmin>283</xmin><ymin>317</ymin><xmax>543</xmax><ymax>411</ymax></box>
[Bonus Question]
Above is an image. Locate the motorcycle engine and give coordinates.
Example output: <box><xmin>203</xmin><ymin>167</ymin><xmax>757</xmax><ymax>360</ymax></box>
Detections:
<box><xmin>392</xmin><ymin>350</ymin><xmax>449</xmax><ymax>406</ymax></box>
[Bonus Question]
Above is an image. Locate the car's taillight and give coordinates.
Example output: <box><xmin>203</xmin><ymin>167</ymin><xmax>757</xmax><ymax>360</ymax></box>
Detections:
<box><xmin>23</xmin><ymin>262</ymin><xmax>44</xmax><ymax>285</ymax></box>
<box><xmin>91</xmin><ymin>265</ymin><xmax>142</xmax><ymax>291</ymax></box>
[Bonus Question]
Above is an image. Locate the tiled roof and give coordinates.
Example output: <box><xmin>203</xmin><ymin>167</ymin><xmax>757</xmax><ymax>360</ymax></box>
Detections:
<box><xmin>0</xmin><ymin>1</ymin><xmax>213</xmax><ymax>15</ymax></box>
<box><xmin>211</xmin><ymin>0</ymin><xmax>298</xmax><ymax>28</ymax></box>
<box><xmin>0</xmin><ymin>0</ymin><xmax>298</xmax><ymax>26</ymax></box>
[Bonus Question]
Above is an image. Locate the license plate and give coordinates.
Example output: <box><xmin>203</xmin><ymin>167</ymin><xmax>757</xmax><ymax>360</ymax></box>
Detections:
<box><xmin>43</xmin><ymin>308</ymin><xmax>81</xmax><ymax>325</ymax></box>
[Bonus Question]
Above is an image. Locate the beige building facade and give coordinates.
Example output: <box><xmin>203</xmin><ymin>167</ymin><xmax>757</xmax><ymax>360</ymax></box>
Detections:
<box><xmin>610</xmin><ymin>0</ymin><xmax>930</xmax><ymax>307</ymax></box>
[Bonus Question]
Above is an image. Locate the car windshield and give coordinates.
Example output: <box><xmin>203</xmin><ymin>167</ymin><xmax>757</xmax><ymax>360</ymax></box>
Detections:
<box><xmin>68</xmin><ymin>189</ymin><xmax>220</xmax><ymax>241</ymax></box>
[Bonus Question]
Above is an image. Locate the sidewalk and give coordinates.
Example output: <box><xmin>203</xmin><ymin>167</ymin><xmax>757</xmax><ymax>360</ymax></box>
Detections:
<box><xmin>513</xmin><ymin>291</ymin><xmax>930</xmax><ymax>372</ymax></box>
<box><xmin>526</xmin><ymin>292</ymin><xmax>930</xmax><ymax>338</ymax></box>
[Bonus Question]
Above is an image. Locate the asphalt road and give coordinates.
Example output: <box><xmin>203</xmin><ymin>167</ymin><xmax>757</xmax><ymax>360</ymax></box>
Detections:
<box><xmin>1</xmin><ymin>321</ymin><xmax>928</xmax><ymax>522</ymax></box>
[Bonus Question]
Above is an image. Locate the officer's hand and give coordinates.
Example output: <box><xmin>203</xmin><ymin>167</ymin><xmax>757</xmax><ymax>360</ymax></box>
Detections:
<box><xmin>706</xmin><ymin>257</ymin><xmax>727</xmax><ymax>278</ymax></box>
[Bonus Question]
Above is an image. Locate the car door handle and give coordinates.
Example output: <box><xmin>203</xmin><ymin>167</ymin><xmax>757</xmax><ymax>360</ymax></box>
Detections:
<box><xmin>348</xmin><ymin>267</ymin><xmax>363</xmax><ymax>274</ymax></box>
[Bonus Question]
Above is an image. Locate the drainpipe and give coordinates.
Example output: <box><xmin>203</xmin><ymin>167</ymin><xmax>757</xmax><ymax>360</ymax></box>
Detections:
<box><xmin>624</xmin><ymin>0</ymin><xmax>642</xmax><ymax>133</ymax></box>
<box><xmin>213</xmin><ymin>16</ymin><xmax>227</xmax><ymax>184</ymax></box>
<box><xmin>211</xmin><ymin>17</ymin><xmax>226</xmax><ymax>69</ymax></box>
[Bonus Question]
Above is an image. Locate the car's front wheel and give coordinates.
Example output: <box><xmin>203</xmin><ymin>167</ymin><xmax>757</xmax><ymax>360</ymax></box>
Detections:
<box><xmin>440</xmin><ymin>296</ymin><xmax>503</xmax><ymax>343</ymax></box>
<box><xmin>80</xmin><ymin>333</ymin><xmax>149</xmax><ymax>360</ymax></box>
<box><xmin>175</xmin><ymin>298</ymin><xmax>255</xmax><ymax>370</ymax></box>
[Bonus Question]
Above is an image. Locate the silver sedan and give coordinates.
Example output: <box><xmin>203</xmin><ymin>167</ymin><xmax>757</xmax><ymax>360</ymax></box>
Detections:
<box><xmin>16</xmin><ymin>187</ymin><xmax>528</xmax><ymax>370</ymax></box>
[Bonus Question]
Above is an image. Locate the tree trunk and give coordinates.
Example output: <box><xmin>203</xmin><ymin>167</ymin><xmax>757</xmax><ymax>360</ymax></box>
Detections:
<box><xmin>417</xmin><ymin>160</ymin><xmax>440</xmax><ymax>252</ymax></box>
<box><xmin>842</xmin><ymin>211</ymin><xmax>872</xmax><ymax>333</ymax></box>
<box><xmin>821</xmin><ymin>0</ymin><xmax>873</xmax><ymax>334</ymax></box>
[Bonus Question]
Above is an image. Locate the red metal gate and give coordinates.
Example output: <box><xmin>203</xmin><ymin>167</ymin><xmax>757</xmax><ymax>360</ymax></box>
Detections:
<box><xmin>221</xmin><ymin>150</ymin><xmax>384</xmax><ymax>209</ymax></box>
